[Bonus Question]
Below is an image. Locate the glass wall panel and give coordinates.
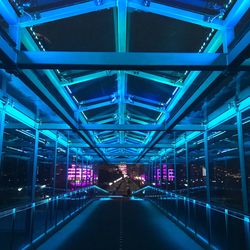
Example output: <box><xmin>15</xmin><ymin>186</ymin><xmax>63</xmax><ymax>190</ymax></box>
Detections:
<box><xmin>208</xmin><ymin>117</ymin><xmax>242</xmax><ymax>210</ymax></box>
<box><xmin>175</xmin><ymin>146</ymin><xmax>187</xmax><ymax>193</ymax></box>
<box><xmin>56</xmin><ymin>145</ymin><xmax>67</xmax><ymax>194</ymax></box>
<box><xmin>0</xmin><ymin>115</ymin><xmax>35</xmax><ymax>209</ymax></box>
<box><xmin>166</xmin><ymin>151</ymin><xmax>175</xmax><ymax>191</ymax></box>
<box><xmin>242</xmin><ymin>109</ymin><xmax>250</xmax><ymax>210</ymax></box>
<box><xmin>188</xmin><ymin>135</ymin><xmax>206</xmax><ymax>201</ymax></box>
<box><xmin>36</xmin><ymin>134</ymin><xmax>55</xmax><ymax>199</ymax></box>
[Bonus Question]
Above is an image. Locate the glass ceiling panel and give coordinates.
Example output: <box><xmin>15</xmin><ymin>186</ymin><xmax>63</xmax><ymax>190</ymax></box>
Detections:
<box><xmin>32</xmin><ymin>9</ymin><xmax>115</xmax><ymax>52</ymax></box>
<box><xmin>129</xmin><ymin>10</ymin><xmax>210</xmax><ymax>53</ymax></box>
<box><xmin>13</xmin><ymin>0</ymin><xmax>90</xmax><ymax>12</ymax></box>
<box><xmin>154</xmin><ymin>0</ymin><xmax>232</xmax><ymax>16</ymax></box>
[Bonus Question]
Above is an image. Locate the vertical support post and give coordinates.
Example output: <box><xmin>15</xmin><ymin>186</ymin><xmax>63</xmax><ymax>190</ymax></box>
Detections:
<box><xmin>222</xmin><ymin>28</ymin><xmax>234</xmax><ymax>54</ymax></box>
<box><xmin>31</xmin><ymin>129</ymin><xmax>39</xmax><ymax>202</ymax></box>
<box><xmin>204</xmin><ymin>127</ymin><xmax>212</xmax><ymax>246</ymax></box>
<box><xmin>53</xmin><ymin>140</ymin><xmax>58</xmax><ymax>196</ymax></box>
<box><xmin>9</xmin><ymin>24</ymin><xmax>21</xmax><ymax>50</ymax></box>
<box><xmin>149</xmin><ymin>162</ymin><xmax>152</xmax><ymax>185</ymax></box>
<box><xmin>153</xmin><ymin>160</ymin><xmax>156</xmax><ymax>185</ymax></box>
<box><xmin>86</xmin><ymin>159</ymin><xmax>89</xmax><ymax>186</ymax></box>
<box><xmin>165</xmin><ymin>157</ymin><xmax>168</xmax><ymax>191</ymax></box>
<box><xmin>81</xmin><ymin>155</ymin><xmax>84</xmax><ymax>187</ymax></box>
<box><xmin>0</xmin><ymin>109</ymin><xmax>6</xmax><ymax>172</ymax></box>
<box><xmin>237</xmin><ymin>108</ymin><xmax>249</xmax><ymax>213</ymax></box>
<box><xmin>174</xmin><ymin>146</ymin><xmax>177</xmax><ymax>191</ymax></box>
<box><xmin>204</xmin><ymin>128</ymin><xmax>211</xmax><ymax>203</ymax></box>
<box><xmin>185</xmin><ymin>140</ymin><xmax>189</xmax><ymax>196</ymax></box>
<box><xmin>117</xmin><ymin>0</ymin><xmax>127</xmax><ymax>144</ymax></box>
<box><xmin>65</xmin><ymin>145</ymin><xmax>69</xmax><ymax>191</ymax></box>
<box><xmin>75</xmin><ymin>150</ymin><xmax>78</xmax><ymax>190</ymax></box>
<box><xmin>160</xmin><ymin>156</ymin><xmax>163</xmax><ymax>188</ymax></box>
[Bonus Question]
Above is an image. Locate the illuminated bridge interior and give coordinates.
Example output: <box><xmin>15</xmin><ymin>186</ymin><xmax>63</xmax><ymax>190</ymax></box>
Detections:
<box><xmin>0</xmin><ymin>0</ymin><xmax>250</xmax><ymax>249</ymax></box>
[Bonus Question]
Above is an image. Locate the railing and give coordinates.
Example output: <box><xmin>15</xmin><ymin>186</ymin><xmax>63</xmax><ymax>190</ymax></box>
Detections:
<box><xmin>0</xmin><ymin>185</ymin><xmax>108</xmax><ymax>250</ymax></box>
<box><xmin>133</xmin><ymin>186</ymin><xmax>250</xmax><ymax>250</ymax></box>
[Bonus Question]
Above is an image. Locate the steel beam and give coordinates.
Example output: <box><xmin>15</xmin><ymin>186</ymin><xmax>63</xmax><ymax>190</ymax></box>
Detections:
<box><xmin>126</xmin><ymin>71</ymin><xmax>183</xmax><ymax>87</ymax></box>
<box><xmin>53</xmin><ymin>140</ymin><xmax>58</xmax><ymax>196</ymax></box>
<box><xmin>117</xmin><ymin>0</ymin><xmax>128</xmax><ymax>143</ymax></box>
<box><xmin>66</xmin><ymin>145</ymin><xmax>70</xmax><ymax>191</ymax></box>
<box><xmin>79</xmin><ymin>124</ymin><xmax>165</xmax><ymax>131</ymax></box>
<box><xmin>0</xmin><ymin>0</ymin><xmax>18</xmax><ymax>25</ymax></box>
<box><xmin>19</xmin><ymin>0</ymin><xmax>116</xmax><ymax>27</ymax></box>
<box><xmin>204</xmin><ymin>128</ymin><xmax>211</xmax><ymax>203</ymax></box>
<box><xmin>0</xmin><ymin>109</ymin><xmax>5</xmax><ymax>171</ymax></box>
<box><xmin>79</xmin><ymin>99</ymin><xmax>118</xmax><ymax>112</ymax></box>
<box><xmin>237</xmin><ymin>108</ymin><xmax>249</xmax><ymax>213</ymax></box>
<box><xmin>61</xmin><ymin>71</ymin><xmax>115</xmax><ymax>86</ymax></box>
<box><xmin>126</xmin><ymin>99</ymin><xmax>164</xmax><ymax>113</ymax></box>
<box><xmin>185</xmin><ymin>140</ymin><xmax>189</xmax><ymax>196</ymax></box>
<box><xmin>0</xmin><ymin>36</ymin><xmax>17</xmax><ymax>65</ymax></box>
<box><xmin>174</xmin><ymin>146</ymin><xmax>177</xmax><ymax>190</ymax></box>
<box><xmin>224</xmin><ymin>0</ymin><xmax>250</xmax><ymax>28</ymax></box>
<box><xmin>128</xmin><ymin>0</ymin><xmax>224</xmax><ymax>30</ymax></box>
<box><xmin>15</xmin><ymin>52</ymin><xmax>229</xmax><ymax>70</ymax></box>
<box><xmin>31</xmin><ymin>129</ymin><xmax>39</xmax><ymax>202</ymax></box>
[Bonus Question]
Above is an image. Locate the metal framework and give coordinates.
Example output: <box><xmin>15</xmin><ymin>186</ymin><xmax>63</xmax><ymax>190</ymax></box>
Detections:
<box><xmin>0</xmin><ymin>0</ymin><xmax>249</xmax><ymax>171</ymax></box>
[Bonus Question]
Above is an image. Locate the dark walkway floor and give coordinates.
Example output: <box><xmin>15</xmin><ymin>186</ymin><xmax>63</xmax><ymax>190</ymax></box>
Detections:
<box><xmin>38</xmin><ymin>198</ymin><xmax>204</xmax><ymax>250</ymax></box>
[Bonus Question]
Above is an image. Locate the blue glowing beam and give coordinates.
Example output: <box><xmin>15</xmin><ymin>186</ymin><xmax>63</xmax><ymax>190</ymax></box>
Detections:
<box><xmin>61</xmin><ymin>71</ymin><xmax>115</xmax><ymax>86</ymax></box>
<box><xmin>0</xmin><ymin>0</ymin><xmax>18</xmax><ymax>25</ymax></box>
<box><xmin>16</xmin><ymin>51</ymin><xmax>227</xmax><ymax>70</ymax></box>
<box><xmin>117</xmin><ymin>0</ymin><xmax>128</xmax><ymax>144</ymax></box>
<box><xmin>19</xmin><ymin>0</ymin><xmax>116</xmax><ymax>28</ymax></box>
<box><xmin>128</xmin><ymin>0</ymin><xmax>224</xmax><ymax>30</ymax></box>
<box><xmin>126</xmin><ymin>71</ymin><xmax>183</xmax><ymax>87</ymax></box>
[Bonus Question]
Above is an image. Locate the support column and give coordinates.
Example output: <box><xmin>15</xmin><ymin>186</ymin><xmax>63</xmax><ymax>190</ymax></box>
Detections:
<box><xmin>0</xmin><ymin>109</ymin><xmax>6</xmax><ymax>172</ymax></box>
<box><xmin>81</xmin><ymin>155</ymin><xmax>84</xmax><ymax>187</ymax></box>
<box><xmin>160</xmin><ymin>156</ymin><xmax>163</xmax><ymax>188</ymax></box>
<box><xmin>153</xmin><ymin>160</ymin><xmax>156</xmax><ymax>185</ymax></box>
<box><xmin>165</xmin><ymin>157</ymin><xmax>168</xmax><ymax>191</ymax></box>
<box><xmin>31</xmin><ymin>129</ymin><xmax>39</xmax><ymax>202</ymax></box>
<box><xmin>185</xmin><ymin>141</ymin><xmax>189</xmax><ymax>196</ymax></box>
<box><xmin>149</xmin><ymin>162</ymin><xmax>152</xmax><ymax>185</ymax></box>
<box><xmin>174</xmin><ymin>146</ymin><xmax>177</xmax><ymax>191</ymax></box>
<box><xmin>75</xmin><ymin>150</ymin><xmax>78</xmax><ymax>190</ymax></box>
<box><xmin>204</xmin><ymin>128</ymin><xmax>211</xmax><ymax>203</ymax></box>
<box><xmin>52</xmin><ymin>140</ymin><xmax>58</xmax><ymax>196</ymax></box>
<box><xmin>237</xmin><ymin>108</ymin><xmax>249</xmax><ymax>213</ymax></box>
<box><xmin>117</xmin><ymin>0</ymin><xmax>127</xmax><ymax>144</ymax></box>
<box><xmin>65</xmin><ymin>146</ymin><xmax>69</xmax><ymax>191</ymax></box>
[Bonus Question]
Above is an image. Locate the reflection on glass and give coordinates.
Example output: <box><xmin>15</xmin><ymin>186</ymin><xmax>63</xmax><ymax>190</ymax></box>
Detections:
<box><xmin>208</xmin><ymin>117</ymin><xmax>242</xmax><ymax>210</ymax></box>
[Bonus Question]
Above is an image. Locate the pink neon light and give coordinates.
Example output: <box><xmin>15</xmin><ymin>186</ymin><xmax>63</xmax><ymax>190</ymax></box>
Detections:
<box><xmin>68</xmin><ymin>165</ymin><xmax>95</xmax><ymax>186</ymax></box>
<box><xmin>168</xmin><ymin>169</ymin><xmax>175</xmax><ymax>181</ymax></box>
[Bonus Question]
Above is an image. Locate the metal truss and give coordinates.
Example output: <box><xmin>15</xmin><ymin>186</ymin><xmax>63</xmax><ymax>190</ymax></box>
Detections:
<box><xmin>7</xmin><ymin>51</ymin><xmax>237</xmax><ymax>70</ymax></box>
<box><xmin>0</xmin><ymin>0</ymin><xmax>249</xmax><ymax>164</ymax></box>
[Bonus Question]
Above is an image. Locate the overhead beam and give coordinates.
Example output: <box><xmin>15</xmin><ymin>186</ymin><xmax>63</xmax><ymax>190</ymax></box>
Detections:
<box><xmin>79</xmin><ymin>99</ymin><xmax>118</xmax><ymax>112</ymax></box>
<box><xmin>14</xmin><ymin>52</ymin><xmax>234</xmax><ymax>71</ymax></box>
<box><xmin>36</xmin><ymin>123</ymin><xmax>237</xmax><ymax>131</ymax></box>
<box><xmin>126</xmin><ymin>71</ymin><xmax>183</xmax><ymax>87</ymax></box>
<box><xmin>0</xmin><ymin>0</ymin><xmax>18</xmax><ymax>25</ymax></box>
<box><xmin>128</xmin><ymin>0</ymin><xmax>224</xmax><ymax>30</ymax></box>
<box><xmin>61</xmin><ymin>71</ymin><xmax>115</xmax><ymax>86</ymax></box>
<box><xmin>19</xmin><ymin>0</ymin><xmax>117</xmax><ymax>28</ymax></box>
<box><xmin>126</xmin><ymin>99</ymin><xmax>164</xmax><ymax>113</ymax></box>
<box><xmin>117</xmin><ymin>0</ymin><xmax>128</xmax><ymax>144</ymax></box>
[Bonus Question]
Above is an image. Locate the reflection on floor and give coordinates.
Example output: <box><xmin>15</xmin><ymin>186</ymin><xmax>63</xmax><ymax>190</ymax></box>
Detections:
<box><xmin>38</xmin><ymin>198</ymin><xmax>204</xmax><ymax>250</ymax></box>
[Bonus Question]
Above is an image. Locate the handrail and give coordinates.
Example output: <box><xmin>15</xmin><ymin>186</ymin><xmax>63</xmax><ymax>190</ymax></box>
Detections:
<box><xmin>0</xmin><ymin>185</ymin><xmax>108</xmax><ymax>219</ymax></box>
<box><xmin>133</xmin><ymin>186</ymin><xmax>250</xmax><ymax>221</ymax></box>
<box><xmin>134</xmin><ymin>185</ymin><xmax>250</xmax><ymax>249</ymax></box>
<box><xmin>0</xmin><ymin>185</ymin><xmax>108</xmax><ymax>250</ymax></box>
